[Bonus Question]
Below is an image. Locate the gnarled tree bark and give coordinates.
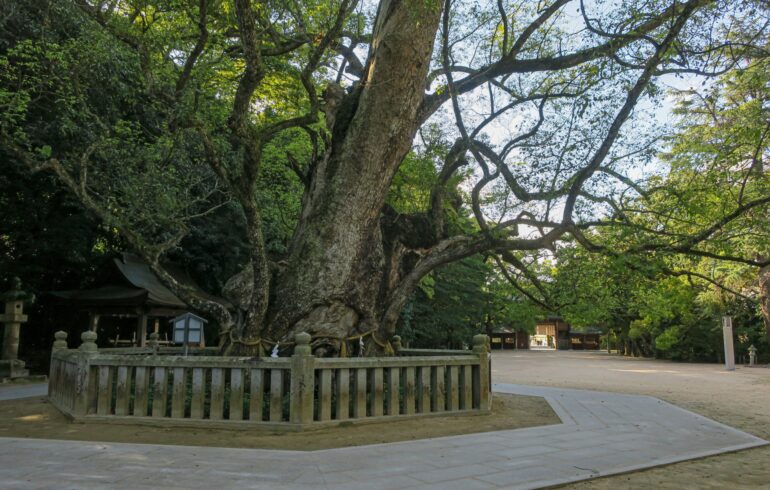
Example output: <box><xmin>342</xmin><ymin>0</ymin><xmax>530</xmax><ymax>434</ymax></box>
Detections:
<box><xmin>255</xmin><ymin>0</ymin><xmax>444</xmax><ymax>352</ymax></box>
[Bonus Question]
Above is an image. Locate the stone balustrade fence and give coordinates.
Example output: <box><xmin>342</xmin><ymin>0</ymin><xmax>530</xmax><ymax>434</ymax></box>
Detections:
<box><xmin>48</xmin><ymin>331</ymin><xmax>491</xmax><ymax>430</ymax></box>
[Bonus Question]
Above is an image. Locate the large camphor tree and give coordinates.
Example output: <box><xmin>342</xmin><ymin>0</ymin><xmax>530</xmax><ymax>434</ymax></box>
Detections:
<box><xmin>2</xmin><ymin>0</ymin><xmax>768</xmax><ymax>354</ymax></box>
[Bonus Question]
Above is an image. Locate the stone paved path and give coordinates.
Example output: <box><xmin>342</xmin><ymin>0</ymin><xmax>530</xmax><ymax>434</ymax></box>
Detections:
<box><xmin>0</xmin><ymin>383</ymin><xmax>765</xmax><ymax>489</ymax></box>
<box><xmin>0</xmin><ymin>382</ymin><xmax>47</xmax><ymax>401</ymax></box>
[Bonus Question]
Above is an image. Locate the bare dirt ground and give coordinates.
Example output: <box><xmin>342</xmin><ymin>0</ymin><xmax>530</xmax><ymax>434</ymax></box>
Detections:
<box><xmin>0</xmin><ymin>392</ymin><xmax>557</xmax><ymax>451</ymax></box>
<box><xmin>492</xmin><ymin>350</ymin><xmax>770</xmax><ymax>489</ymax></box>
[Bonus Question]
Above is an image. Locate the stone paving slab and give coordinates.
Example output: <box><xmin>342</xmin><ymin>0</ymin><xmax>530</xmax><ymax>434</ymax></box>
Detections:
<box><xmin>0</xmin><ymin>382</ymin><xmax>47</xmax><ymax>401</ymax></box>
<box><xmin>0</xmin><ymin>383</ymin><xmax>765</xmax><ymax>489</ymax></box>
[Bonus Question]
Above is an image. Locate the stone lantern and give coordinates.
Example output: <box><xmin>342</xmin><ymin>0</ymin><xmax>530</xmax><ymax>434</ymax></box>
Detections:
<box><xmin>748</xmin><ymin>345</ymin><xmax>757</xmax><ymax>367</ymax></box>
<box><xmin>0</xmin><ymin>277</ymin><xmax>35</xmax><ymax>380</ymax></box>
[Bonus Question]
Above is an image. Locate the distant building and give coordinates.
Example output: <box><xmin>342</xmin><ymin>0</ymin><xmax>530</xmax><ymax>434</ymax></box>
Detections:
<box><xmin>488</xmin><ymin>327</ymin><xmax>529</xmax><ymax>350</ymax></box>
<box><xmin>531</xmin><ymin>317</ymin><xmax>570</xmax><ymax>350</ymax></box>
<box><xmin>568</xmin><ymin>326</ymin><xmax>603</xmax><ymax>350</ymax></box>
<box><xmin>51</xmin><ymin>252</ymin><xmax>227</xmax><ymax>346</ymax></box>
<box><xmin>489</xmin><ymin>317</ymin><xmax>601</xmax><ymax>351</ymax></box>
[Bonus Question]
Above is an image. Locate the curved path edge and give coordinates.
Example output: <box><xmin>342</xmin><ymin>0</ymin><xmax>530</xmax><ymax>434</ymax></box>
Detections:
<box><xmin>0</xmin><ymin>383</ymin><xmax>765</xmax><ymax>489</ymax></box>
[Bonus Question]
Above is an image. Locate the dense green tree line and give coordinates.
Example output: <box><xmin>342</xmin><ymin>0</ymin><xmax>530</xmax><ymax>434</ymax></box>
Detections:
<box><xmin>500</xmin><ymin>52</ymin><xmax>770</xmax><ymax>360</ymax></box>
<box><xmin>1</xmin><ymin>0</ymin><xmax>768</xmax><ymax>360</ymax></box>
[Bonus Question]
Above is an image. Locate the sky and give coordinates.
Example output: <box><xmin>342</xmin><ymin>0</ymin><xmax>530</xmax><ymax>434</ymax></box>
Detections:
<box><xmin>418</xmin><ymin>0</ymin><xmax>722</xmax><ymax>231</ymax></box>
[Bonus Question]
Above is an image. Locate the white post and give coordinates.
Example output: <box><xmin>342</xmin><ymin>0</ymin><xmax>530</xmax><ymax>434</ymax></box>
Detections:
<box><xmin>722</xmin><ymin>316</ymin><xmax>735</xmax><ymax>371</ymax></box>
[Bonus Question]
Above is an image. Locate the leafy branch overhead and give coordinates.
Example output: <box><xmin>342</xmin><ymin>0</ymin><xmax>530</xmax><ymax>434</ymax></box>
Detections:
<box><xmin>0</xmin><ymin>0</ymin><xmax>768</xmax><ymax>354</ymax></box>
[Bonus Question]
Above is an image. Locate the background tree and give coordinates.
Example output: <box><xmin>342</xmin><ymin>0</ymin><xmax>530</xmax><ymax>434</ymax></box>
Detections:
<box><xmin>2</xmin><ymin>0</ymin><xmax>768</xmax><ymax>355</ymax></box>
<box><xmin>538</xmin><ymin>236</ymin><xmax>769</xmax><ymax>361</ymax></box>
<box><xmin>548</xmin><ymin>244</ymin><xmax>640</xmax><ymax>353</ymax></box>
<box><xmin>659</xmin><ymin>53</ymin><xmax>770</xmax><ymax>344</ymax></box>
<box><xmin>500</xmin><ymin>25</ymin><xmax>770</xmax><ymax>352</ymax></box>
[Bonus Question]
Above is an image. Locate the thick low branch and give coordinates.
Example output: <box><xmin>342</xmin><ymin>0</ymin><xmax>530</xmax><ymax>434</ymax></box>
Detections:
<box><xmin>428</xmin><ymin>139</ymin><xmax>468</xmax><ymax>239</ymax></box>
<box><xmin>5</xmin><ymin>142</ymin><xmax>234</xmax><ymax>327</ymax></box>
<box><xmin>381</xmin><ymin>226</ymin><xmax>567</xmax><ymax>334</ymax></box>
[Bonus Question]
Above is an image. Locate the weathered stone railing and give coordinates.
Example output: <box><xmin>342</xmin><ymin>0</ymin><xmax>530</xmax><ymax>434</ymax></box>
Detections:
<box><xmin>98</xmin><ymin>346</ymin><xmax>220</xmax><ymax>356</ymax></box>
<box><xmin>48</xmin><ymin>331</ymin><xmax>491</xmax><ymax>429</ymax></box>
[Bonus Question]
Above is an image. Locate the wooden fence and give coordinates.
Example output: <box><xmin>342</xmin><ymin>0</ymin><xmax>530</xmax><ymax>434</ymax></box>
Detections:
<box><xmin>48</xmin><ymin>331</ymin><xmax>491</xmax><ymax>430</ymax></box>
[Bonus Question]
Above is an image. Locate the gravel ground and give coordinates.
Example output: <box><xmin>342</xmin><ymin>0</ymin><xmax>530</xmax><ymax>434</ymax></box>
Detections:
<box><xmin>0</xmin><ymin>392</ymin><xmax>558</xmax><ymax>451</ymax></box>
<box><xmin>491</xmin><ymin>350</ymin><xmax>770</xmax><ymax>489</ymax></box>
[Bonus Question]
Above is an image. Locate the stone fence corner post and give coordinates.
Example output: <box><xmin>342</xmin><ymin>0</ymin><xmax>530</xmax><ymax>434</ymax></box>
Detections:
<box><xmin>472</xmin><ymin>334</ymin><xmax>491</xmax><ymax>411</ymax></box>
<box><xmin>74</xmin><ymin>330</ymin><xmax>99</xmax><ymax>416</ymax></box>
<box><xmin>48</xmin><ymin>331</ymin><xmax>69</xmax><ymax>399</ymax></box>
<box><xmin>290</xmin><ymin>332</ymin><xmax>315</xmax><ymax>426</ymax></box>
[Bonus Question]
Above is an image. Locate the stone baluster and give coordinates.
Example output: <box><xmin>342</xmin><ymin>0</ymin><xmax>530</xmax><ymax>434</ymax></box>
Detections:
<box><xmin>79</xmin><ymin>330</ymin><xmax>98</xmax><ymax>353</ymax></box>
<box><xmin>52</xmin><ymin>331</ymin><xmax>68</xmax><ymax>352</ymax></box>
<box><xmin>148</xmin><ymin>332</ymin><xmax>160</xmax><ymax>355</ymax></box>
<box><xmin>290</xmin><ymin>332</ymin><xmax>315</xmax><ymax>426</ymax></box>
<box><xmin>49</xmin><ymin>330</ymin><xmax>70</xmax><ymax>400</ymax></box>
<box><xmin>472</xmin><ymin>334</ymin><xmax>491</xmax><ymax>411</ymax></box>
<box><xmin>391</xmin><ymin>335</ymin><xmax>403</xmax><ymax>354</ymax></box>
<box><xmin>70</xmin><ymin>330</ymin><xmax>99</xmax><ymax>417</ymax></box>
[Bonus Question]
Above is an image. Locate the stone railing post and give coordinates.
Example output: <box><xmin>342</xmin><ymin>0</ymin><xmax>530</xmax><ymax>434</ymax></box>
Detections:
<box><xmin>391</xmin><ymin>335</ymin><xmax>402</xmax><ymax>354</ymax></box>
<box><xmin>148</xmin><ymin>332</ymin><xmax>160</xmax><ymax>355</ymax></box>
<box><xmin>52</xmin><ymin>331</ymin><xmax>68</xmax><ymax>352</ymax></box>
<box><xmin>48</xmin><ymin>331</ymin><xmax>69</xmax><ymax>400</ymax></box>
<box><xmin>74</xmin><ymin>330</ymin><xmax>99</xmax><ymax>416</ymax></box>
<box><xmin>290</xmin><ymin>332</ymin><xmax>315</xmax><ymax>425</ymax></box>
<box><xmin>472</xmin><ymin>334</ymin><xmax>491</xmax><ymax>411</ymax></box>
<box><xmin>79</xmin><ymin>330</ymin><xmax>98</xmax><ymax>353</ymax></box>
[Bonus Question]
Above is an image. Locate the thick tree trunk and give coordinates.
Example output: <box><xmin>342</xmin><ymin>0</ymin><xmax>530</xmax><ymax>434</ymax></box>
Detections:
<box><xmin>259</xmin><ymin>0</ymin><xmax>443</xmax><ymax>351</ymax></box>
